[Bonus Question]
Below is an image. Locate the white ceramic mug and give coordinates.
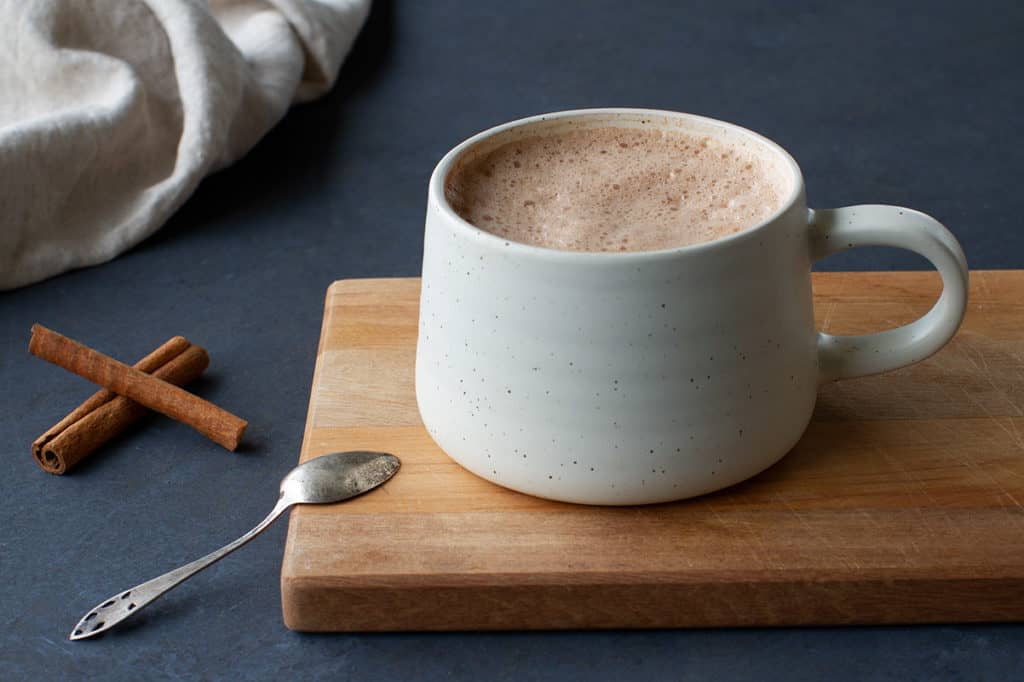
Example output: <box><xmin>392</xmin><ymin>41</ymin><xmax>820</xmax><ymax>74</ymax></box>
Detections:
<box><xmin>415</xmin><ymin>109</ymin><xmax>968</xmax><ymax>505</ymax></box>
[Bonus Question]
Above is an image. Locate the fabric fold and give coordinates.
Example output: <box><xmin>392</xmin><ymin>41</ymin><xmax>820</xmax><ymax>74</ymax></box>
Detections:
<box><xmin>0</xmin><ymin>0</ymin><xmax>370</xmax><ymax>289</ymax></box>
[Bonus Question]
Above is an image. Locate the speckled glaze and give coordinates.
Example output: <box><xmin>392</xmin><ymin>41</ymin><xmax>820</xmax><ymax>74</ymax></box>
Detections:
<box><xmin>416</xmin><ymin>109</ymin><xmax>968</xmax><ymax>505</ymax></box>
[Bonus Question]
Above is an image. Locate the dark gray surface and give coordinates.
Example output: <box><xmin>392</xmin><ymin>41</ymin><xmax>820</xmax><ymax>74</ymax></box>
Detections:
<box><xmin>3</xmin><ymin>1</ymin><xmax>1023</xmax><ymax>679</ymax></box>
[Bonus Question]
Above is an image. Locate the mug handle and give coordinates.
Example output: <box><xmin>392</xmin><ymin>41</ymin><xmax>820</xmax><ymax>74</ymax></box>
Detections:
<box><xmin>809</xmin><ymin>205</ymin><xmax>969</xmax><ymax>383</ymax></box>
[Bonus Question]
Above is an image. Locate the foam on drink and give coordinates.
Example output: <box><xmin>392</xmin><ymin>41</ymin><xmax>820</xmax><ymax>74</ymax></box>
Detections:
<box><xmin>445</xmin><ymin>125</ymin><xmax>787</xmax><ymax>252</ymax></box>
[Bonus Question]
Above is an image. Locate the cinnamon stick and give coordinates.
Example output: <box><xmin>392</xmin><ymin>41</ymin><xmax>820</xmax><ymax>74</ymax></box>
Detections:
<box><xmin>32</xmin><ymin>338</ymin><xmax>210</xmax><ymax>474</ymax></box>
<box><xmin>29</xmin><ymin>324</ymin><xmax>246</xmax><ymax>451</ymax></box>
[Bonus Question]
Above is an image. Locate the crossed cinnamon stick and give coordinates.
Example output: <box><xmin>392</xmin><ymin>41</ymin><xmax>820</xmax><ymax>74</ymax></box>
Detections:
<box><xmin>29</xmin><ymin>324</ymin><xmax>247</xmax><ymax>474</ymax></box>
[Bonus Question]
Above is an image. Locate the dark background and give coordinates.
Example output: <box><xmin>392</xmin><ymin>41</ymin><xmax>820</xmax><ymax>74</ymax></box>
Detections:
<box><xmin>3</xmin><ymin>1</ymin><xmax>1023</xmax><ymax>679</ymax></box>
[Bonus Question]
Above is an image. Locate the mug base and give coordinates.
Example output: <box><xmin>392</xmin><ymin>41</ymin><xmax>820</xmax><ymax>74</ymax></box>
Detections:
<box><xmin>433</xmin><ymin>439</ymin><xmax>797</xmax><ymax>506</ymax></box>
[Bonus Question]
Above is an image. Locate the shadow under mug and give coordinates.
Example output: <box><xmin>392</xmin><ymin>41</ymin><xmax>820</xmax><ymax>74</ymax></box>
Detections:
<box><xmin>415</xmin><ymin>109</ymin><xmax>968</xmax><ymax>505</ymax></box>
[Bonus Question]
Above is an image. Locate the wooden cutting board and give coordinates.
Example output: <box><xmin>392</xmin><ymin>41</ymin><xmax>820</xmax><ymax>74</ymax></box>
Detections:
<box><xmin>281</xmin><ymin>271</ymin><xmax>1024</xmax><ymax>631</ymax></box>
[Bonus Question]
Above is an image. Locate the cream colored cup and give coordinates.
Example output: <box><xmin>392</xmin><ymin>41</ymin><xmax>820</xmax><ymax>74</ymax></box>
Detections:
<box><xmin>416</xmin><ymin>109</ymin><xmax>968</xmax><ymax>505</ymax></box>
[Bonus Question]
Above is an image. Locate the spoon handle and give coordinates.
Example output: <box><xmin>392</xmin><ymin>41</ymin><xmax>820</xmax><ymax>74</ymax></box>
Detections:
<box><xmin>70</xmin><ymin>496</ymin><xmax>292</xmax><ymax>640</ymax></box>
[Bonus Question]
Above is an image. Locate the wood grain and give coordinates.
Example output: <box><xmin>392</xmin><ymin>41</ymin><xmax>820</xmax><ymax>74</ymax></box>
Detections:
<box><xmin>282</xmin><ymin>272</ymin><xmax>1024</xmax><ymax>631</ymax></box>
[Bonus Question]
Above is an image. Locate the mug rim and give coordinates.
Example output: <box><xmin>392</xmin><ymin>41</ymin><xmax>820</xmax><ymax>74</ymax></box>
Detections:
<box><xmin>428</xmin><ymin>108</ymin><xmax>805</xmax><ymax>261</ymax></box>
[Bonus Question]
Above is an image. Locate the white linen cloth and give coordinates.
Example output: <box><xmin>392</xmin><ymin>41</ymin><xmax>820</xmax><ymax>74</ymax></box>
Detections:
<box><xmin>0</xmin><ymin>0</ymin><xmax>370</xmax><ymax>289</ymax></box>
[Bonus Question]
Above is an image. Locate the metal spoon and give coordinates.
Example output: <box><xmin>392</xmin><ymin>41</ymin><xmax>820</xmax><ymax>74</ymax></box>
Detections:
<box><xmin>69</xmin><ymin>451</ymin><xmax>400</xmax><ymax>640</ymax></box>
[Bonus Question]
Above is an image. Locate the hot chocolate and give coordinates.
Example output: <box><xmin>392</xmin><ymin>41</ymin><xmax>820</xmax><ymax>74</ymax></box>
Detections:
<box><xmin>445</xmin><ymin>125</ymin><xmax>787</xmax><ymax>252</ymax></box>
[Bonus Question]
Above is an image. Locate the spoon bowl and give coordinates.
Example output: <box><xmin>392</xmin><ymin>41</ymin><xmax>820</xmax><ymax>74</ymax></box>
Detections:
<box><xmin>280</xmin><ymin>451</ymin><xmax>401</xmax><ymax>505</ymax></box>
